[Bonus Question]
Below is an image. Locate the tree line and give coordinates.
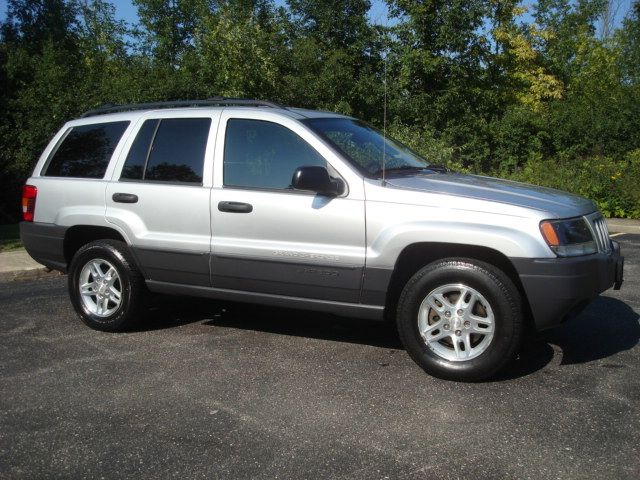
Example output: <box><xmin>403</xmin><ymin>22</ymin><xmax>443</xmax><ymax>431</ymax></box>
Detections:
<box><xmin>1</xmin><ymin>0</ymin><xmax>639</xmax><ymax>223</ymax></box>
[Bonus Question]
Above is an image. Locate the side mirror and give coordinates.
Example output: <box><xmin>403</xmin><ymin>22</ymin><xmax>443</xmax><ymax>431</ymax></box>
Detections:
<box><xmin>291</xmin><ymin>166</ymin><xmax>344</xmax><ymax>196</ymax></box>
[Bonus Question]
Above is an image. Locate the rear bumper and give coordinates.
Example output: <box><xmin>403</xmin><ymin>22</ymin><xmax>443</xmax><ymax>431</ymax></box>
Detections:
<box><xmin>511</xmin><ymin>241</ymin><xmax>623</xmax><ymax>330</ymax></box>
<box><xmin>20</xmin><ymin>222</ymin><xmax>68</xmax><ymax>272</ymax></box>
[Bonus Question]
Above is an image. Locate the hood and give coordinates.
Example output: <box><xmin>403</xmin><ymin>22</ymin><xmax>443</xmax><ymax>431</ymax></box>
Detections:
<box><xmin>385</xmin><ymin>172</ymin><xmax>596</xmax><ymax>218</ymax></box>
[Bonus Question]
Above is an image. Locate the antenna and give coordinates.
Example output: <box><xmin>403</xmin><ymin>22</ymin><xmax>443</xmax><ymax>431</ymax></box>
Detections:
<box><xmin>382</xmin><ymin>46</ymin><xmax>388</xmax><ymax>187</ymax></box>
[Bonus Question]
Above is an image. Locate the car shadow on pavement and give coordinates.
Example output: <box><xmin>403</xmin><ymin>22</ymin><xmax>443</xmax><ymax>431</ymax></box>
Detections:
<box><xmin>136</xmin><ymin>294</ymin><xmax>638</xmax><ymax>379</ymax></box>
<box><xmin>202</xmin><ymin>303</ymin><xmax>404</xmax><ymax>350</ymax></box>
<box><xmin>136</xmin><ymin>295</ymin><xmax>403</xmax><ymax>349</ymax></box>
<box><xmin>543</xmin><ymin>295</ymin><xmax>639</xmax><ymax>365</ymax></box>
<box><xmin>494</xmin><ymin>338</ymin><xmax>556</xmax><ymax>381</ymax></box>
<box><xmin>133</xmin><ymin>295</ymin><xmax>226</xmax><ymax>332</ymax></box>
<box><xmin>496</xmin><ymin>295</ymin><xmax>639</xmax><ymax>380</ymax></box>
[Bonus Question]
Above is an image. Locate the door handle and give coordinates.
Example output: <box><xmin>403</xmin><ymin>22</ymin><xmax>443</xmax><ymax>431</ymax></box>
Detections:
<box><xmin>218</xmin><ymin>201</ymin><xmax>253</xmax><ymax>213</ymax></box>
<box><xmin>112</xmin><ymin>193</ymin><xmax>139</xmax><ymax>204</ymax></box>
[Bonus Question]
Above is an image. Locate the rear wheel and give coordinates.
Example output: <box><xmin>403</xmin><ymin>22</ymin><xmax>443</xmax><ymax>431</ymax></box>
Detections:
<box><xmin>68</xmin><ymin>240</ymin><xmax>145</xmax><ymax>332</ymax></box>
<box><xmin>396</xmin><ymin>258</ymin><xmax>523</xmax><ymax>381</ymax></box>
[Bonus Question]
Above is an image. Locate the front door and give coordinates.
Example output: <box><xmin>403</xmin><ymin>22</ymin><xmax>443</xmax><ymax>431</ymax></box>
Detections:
<box><xmin>210</xmin><ymin>111</ymin><xmax>366</xmax><ymax>303</ymax></box>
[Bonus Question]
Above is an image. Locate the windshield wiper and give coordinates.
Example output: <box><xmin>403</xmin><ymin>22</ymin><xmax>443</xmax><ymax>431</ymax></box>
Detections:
<box><xmin>424</xmin><ymin>164</ymin><xmax>451</xmax><ymax>173</ymax></box>
<box><xmin>374</xmin><ymin>164</ymin><xmax>451</xmax><ymax>177</ymax></box>
<box><xmin>373</xmin><ymin>165</ymin><xmax>426</xmax><ymax>176</ymax></box>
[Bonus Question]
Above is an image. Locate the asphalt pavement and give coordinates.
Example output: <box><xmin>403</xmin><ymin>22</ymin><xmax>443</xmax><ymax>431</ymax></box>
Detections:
<box><xmin>0</xmin><ymin>235</ymin><xmax>638</xmax><ymax>479</ymax></box>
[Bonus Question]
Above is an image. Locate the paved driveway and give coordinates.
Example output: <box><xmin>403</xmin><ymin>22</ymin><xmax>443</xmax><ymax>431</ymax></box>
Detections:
<box><xmin>1</xmin><ymin>235</ymin><xmax>638</xmax><ymax>479</ymax></box>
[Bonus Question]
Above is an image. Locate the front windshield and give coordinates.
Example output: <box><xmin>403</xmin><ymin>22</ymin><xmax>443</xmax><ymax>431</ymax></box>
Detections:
<box><xmin>304</xmin><ymin>118</ymin><xmax>429</xmax><ymax>177</ymax></box>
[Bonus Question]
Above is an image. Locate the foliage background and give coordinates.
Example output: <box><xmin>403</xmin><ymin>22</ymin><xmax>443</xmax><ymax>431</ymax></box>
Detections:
<box><xmin>1</xmin><ymin>0</ymin><xmax>639</xmax><ymax>222</ymax></box>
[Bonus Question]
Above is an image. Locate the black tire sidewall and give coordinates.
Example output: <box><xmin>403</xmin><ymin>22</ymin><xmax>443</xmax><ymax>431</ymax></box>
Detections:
<box><xmin>68</xmin><ymin>241</ymin><xmax>139</xmax><ymax>332</ymax></box>
<box><xmin>397</xmin><ymin>259</ymin><xmax>522</xmax><ymax>381</ymax></box>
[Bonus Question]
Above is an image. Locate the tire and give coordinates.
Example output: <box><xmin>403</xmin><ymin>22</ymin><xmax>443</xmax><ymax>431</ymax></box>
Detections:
<box><xmin>396</xmin><ymin>258</ymin><xmax>523</xmax><ymax>381</ymax></box>
<box><xmin>68</xmin><ymin>239</ymin><xmax>145</xmax><ymax>332</ymax></box>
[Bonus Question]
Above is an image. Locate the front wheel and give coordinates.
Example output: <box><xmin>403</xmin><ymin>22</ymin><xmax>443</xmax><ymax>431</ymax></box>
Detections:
<box><xmin>396</xmin><ymin>258</ymin><xmax>523</xmax><ymax>381</ymax></box>
<box><xmin>68</xmin><ymin>240</ymin><xmax>145</xmax><ymax>332</ymax></box>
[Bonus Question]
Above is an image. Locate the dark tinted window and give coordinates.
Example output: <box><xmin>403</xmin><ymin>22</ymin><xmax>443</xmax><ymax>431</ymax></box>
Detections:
<box><xmin>120</xmin><ymin>119</ymin><xmax>159</xmax><ymax>180</ymax></box>
<box><xmin>44</xmin><ymin>121</ymin><xmax>129</xmax><ymax>178</ymax></box>
<box><xmin>144</xmin><ymin>118</ymin><xmax>211</xmax><ymax>184</ymax></box>
<box><xmin>224</xmin><ymin>119</ymin><xmax>325</xmax><ymax>189</ymax></box>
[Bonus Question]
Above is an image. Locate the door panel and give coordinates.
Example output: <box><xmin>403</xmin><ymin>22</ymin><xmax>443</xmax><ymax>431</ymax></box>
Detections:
<box><xmin>210</xmin><ymin>112</ymin><xmax>366</xmax><ymax>302</ymax></box>
<box><xmin>105</xmin><ymin>113</ymin><xmax>218</xmax><ymax>286</ymax></box>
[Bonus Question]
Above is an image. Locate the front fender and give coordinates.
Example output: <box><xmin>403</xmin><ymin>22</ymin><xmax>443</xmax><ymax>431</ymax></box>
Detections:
<box><xmin>367</xmin><ymin>220</ymin><xmax>552</xmax><ymax>269</ymax></box>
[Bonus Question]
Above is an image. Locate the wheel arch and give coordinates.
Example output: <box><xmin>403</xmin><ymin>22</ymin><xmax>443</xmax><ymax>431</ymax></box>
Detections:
<box><xmin>63</xmin><ymin>225</ymin><xmax>129</xmax><ymax>267</ymax></box>
<box><xmin>383</xmin><ymin>242</ymin><xmax>533</xmax><ymax>326</ymax></box>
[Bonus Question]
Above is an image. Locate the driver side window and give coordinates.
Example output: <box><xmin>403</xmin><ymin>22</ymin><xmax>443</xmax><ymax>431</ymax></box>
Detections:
<box><xmin>223</xmin><ymin>119</ymin><xmax>325</xmax><ymax>189</ymax></box>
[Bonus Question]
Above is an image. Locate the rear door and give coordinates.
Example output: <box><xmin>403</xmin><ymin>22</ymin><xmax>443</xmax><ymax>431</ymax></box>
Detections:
<box><xmin>106</xmin><ymin>111</ymin><xmax>219</xmax><ymax>286</ymax></box>
<box><xmin>210</xmin><ymin>110</ymin><xmax>366</xmax><ymax>303</ymax></box>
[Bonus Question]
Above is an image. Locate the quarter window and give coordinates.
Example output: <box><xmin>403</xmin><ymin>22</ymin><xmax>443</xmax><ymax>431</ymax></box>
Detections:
<box><xmin>44</xmin><ymin>121</ymin><xmax>130</xmax><ymax>178</ymax></box>
<box><xmin>120</xmin><ymin>118</ymin><xmax>211</xmax><ymax>184</ymax></box>
<box><xmin>223</xmin><ymin>119</ymin><xmax>325</xmax><ymax>189</ymax></box>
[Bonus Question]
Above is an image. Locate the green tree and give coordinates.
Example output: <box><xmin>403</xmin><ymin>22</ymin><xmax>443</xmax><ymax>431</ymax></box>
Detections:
<box><xmin>187</xmin><ymin>0</ymin><xmax>280</xmax><ymax>98</ymax></box>
<box><xmin>133</xmin><ymin>0</ymin><xmax>199</xmax><ymax>65</ymax></box>
<box><xmin>619</xmin><ymin>1</ymin><xmax>640</xmax><ymax>84</ymax></box>
<box><xmin>278</xmin><ymin>0</ymin><xmax>382</xmax><ymax>117</ymax></box>
<box><xmin>533</xmin><ymin>0</ymin><xmax>606</xmax><ymax>80</ymax></box>
<box><xmin>0</xmin><ymin>0</ymin><xmax>84</xmax><ymax>223</ymax></box>
<box><xmin>387</xmin><ymin>0</ymin><xmax>498</xmax><ymax>170</ymax></box>
<box><xmin>493</xmin><ymin>4</ymin><xmax>564</xmax><ymax>113</ymax></box>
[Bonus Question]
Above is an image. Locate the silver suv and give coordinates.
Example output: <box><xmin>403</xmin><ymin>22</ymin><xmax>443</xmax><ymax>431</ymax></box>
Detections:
<box><xmin>20</xmin><ymin>99</ymin><xmax>624</xmax><ymax>381</ymax></box>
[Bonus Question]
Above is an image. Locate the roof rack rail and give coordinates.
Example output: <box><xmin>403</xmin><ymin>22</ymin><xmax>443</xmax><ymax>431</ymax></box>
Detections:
<box><xmin>80</xmin><ymin>97</ymin><xmax>284</xmax><ymax>118</ymax></box>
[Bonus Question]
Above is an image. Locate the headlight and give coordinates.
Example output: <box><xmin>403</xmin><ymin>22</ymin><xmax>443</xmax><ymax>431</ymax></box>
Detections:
<box><xmin>539</xmin><ymin>217</ymin><xmax>597</xmax><ymax>257</ymax></box>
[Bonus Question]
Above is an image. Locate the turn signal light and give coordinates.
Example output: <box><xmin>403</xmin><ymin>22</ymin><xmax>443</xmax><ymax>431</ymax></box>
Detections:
<box><xmin>22</xmin><ymin>185</ymin><xmax>37</xmax><ymax>222</ymax></box>
<box><xmin>539</xmin><ymin>221</ymin><xmax>560</xmax><ymax>246</ymax></box>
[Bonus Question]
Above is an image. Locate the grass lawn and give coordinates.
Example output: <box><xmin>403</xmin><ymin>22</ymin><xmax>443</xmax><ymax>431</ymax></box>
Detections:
<box><xmin>0</xmin><ymin>224</ymin><xmax>22</xmax><ymax>252</ymax></box>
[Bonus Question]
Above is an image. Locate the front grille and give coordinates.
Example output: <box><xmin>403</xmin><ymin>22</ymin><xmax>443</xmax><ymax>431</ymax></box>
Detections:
<box><xmin>586</xmin><ymin>213</ymin><xmax>612</xmax><ymax>253</ymax></box>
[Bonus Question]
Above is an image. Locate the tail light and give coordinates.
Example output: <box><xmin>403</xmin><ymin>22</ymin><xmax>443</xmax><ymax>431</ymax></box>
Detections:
<box><xmin>22</xmin><ymin>185</ymin><xmax>37</xmax><ymax>222</ymax></box>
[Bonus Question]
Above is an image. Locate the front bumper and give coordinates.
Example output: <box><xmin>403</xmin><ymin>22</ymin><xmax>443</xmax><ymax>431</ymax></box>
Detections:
<box><xmin>511</xmin><ymin>241</ymin><xmax>623</xmax><ymax>330</ymax></box>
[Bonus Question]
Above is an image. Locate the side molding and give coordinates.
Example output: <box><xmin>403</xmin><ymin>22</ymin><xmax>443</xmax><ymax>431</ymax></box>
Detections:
<box><xmin>146</xmin><ymin>280</ymin><xmax>385</xmax><ymax>320</ymax></box>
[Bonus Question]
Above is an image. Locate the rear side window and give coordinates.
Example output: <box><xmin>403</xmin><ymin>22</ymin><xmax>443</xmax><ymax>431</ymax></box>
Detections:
<box><xmin>120</xmin><ymin>118</ymin><xmax>211</xmax><ymax>184</ymax></box>
<box><xmin>44</xmin><ymin>121</ymin><xmax>129</xmax><ymax>178</ymax></box>
<box><xmin>224</xmin><ymin>119</ymin><xmax>325</xmax><ymax>189</ymax></box>
<box><xmin>120</xmin><ymin>119</ymin><xmax>158</xmax><ymax>180</ymax></box>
